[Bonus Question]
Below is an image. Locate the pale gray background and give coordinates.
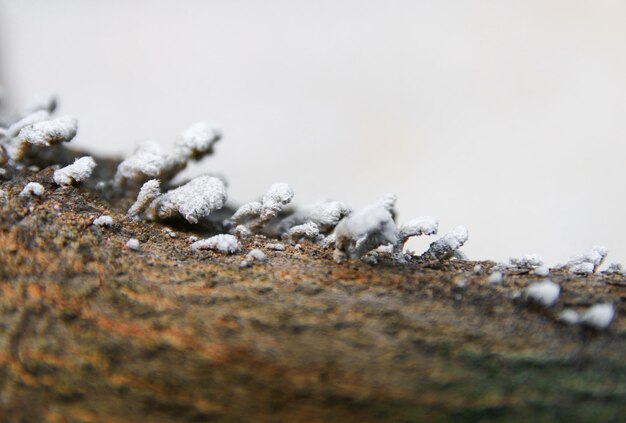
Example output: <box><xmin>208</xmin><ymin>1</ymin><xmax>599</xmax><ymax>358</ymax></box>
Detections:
<box><xmin>1</xmin><ymin>0</ymin><xmax>624</xmax><ymax>265</ymax></box>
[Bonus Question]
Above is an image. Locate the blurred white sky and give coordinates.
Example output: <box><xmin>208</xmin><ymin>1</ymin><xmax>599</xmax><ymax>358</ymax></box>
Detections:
<box><xmin>1</xmin><ymin>0</ymin><xmax>625</xmax><ymax>265</ymax></box>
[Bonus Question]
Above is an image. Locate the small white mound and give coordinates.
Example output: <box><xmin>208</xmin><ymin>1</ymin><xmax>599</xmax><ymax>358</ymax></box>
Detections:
<box><xmin>232</xmin><ymin>183</ymin><xmax>294</xmax><ymax>231</ymax></box>
<box><xmin>558</xmin><ymin>310</ymin><xmax>580</xmax><ymax>325</ymax></box>
<box><xmin>191</xmin><ymin>234</ymin><xmax>240</xmax><ymax>254</ymax></box>
<box><xmin>487</xmin><ymin>271</ymin><xmax>503</xmax><ymax>284</ymax></box>
<box><xmin>509</xmin><ymin>254</ymin><xmax>543</xmax><ymax>268</ymax></box>
<box><xmin>18</xmin><ymin>115</ymin><xmax>77</xmax><ymax>147</ymax></box>
<box><xmin>424</xmin><ymin>225</ymin><xmax>468</xmax><ymax>260</ymax></box>
<box><xmin>153</xmin><ymin>176</ymin><xmax>227</xmax><ymax>224</ymax></box>
<box><xmin>378</xmin><ymin>193</ymin><xmax>397</xmax><ymax>214</ymax></box>
<box><xmin>526</xmin><ymin>280</ymin><xmax>560</xmax><ymax>307</ymax></box>
<box><xmin>334</xmin><ymin>203</ymin><xmax>397</xmax><ymax>261</ymax></box>
<box><xmin>247</xmin><ymin>249</ymin><xmax>268</xmax><ymax>262</ymax></box>
<box><xmin>93</xmin><ymin>215</ymin><xmax>113</xmax><ymax>227</ymax></box>
<box><xmin>53</xmin><ymin>156</ymin><xmax>96</xmax><ymax>186</ymax></box>
<box><xmin>266</xmin><ymin>243</ymin><xmax>285</xmax><ymax>251</ymax></box>
<box><xmin>279</xmin><ymin>201</ymin><xmax>352</xmax><ymax>234</ymax></box>
<box><xmin>113</xmin><ymin>141</ymin><xmax>184</xmax><ymax>187</ymax></box>
<box><xmin>19</xmin><ymin>182</ymin><xmax>44</xmax><ymax>197</ymax></box>
<box><xmin>534</xmin><ymin>266</ymin><xmax>550</xmax><ymax>277</ymax></box>
<box><xmin>174</xmin><ymin>122</ymin><xmax>221</xmax><ymax>160</ymax></box>
<box><xmin>128</xmin><ymin>179</ymin><xmax>161</xmax><ymax>218</ymax></box>
<box><xmin>603</xmin><ymin>262</ymin><xmax>625</xmax><ymax>275</ymax></box>
<box><xmin>580</xmin><ymin>303</ymin><xmax>615</xmax><ymax>330</ymax></box>
<box><xmin>562</xmin><ymin>246</ymin><xmax>608</xmax><ymax>274</ymax></box>
<box><xmin>286</xmin><ymin>222</ymin><xmax>320</xmax><ymax>243</ymax></box>
<box><xmin>126</xmin><ymin>238</ymin><xmax>140</xmax><ymax>250</ymax></box>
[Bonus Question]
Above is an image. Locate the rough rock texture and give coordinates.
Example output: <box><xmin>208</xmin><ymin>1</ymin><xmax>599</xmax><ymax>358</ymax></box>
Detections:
<box><xmin>0</xmin><ymin>156</ymin><xmax>625</xmax><ymax>422</ymax></box>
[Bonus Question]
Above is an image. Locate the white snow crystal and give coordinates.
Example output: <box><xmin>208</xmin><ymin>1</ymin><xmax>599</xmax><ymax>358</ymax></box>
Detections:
<box><xmin>53</xmin><ymin>156</ymin><xmax>96</xmax><ymax>186</ymax></box>
<box><xmin>580</xmin><ymin>303</ymin><xmax>615</xmax><ymax>330</ymax></box>
<box><xmin>509</xmin><ymin>254</ymin><xmax>543</xmax><ymax>268</ymax></box>
<box><xmin>247</xmin><ymin>249</ymin><xmax>267</xmax><ymax>262</ymax></box>
<box><xmin>126</xmin><ymin>238</ymin><xmax>140</xmax><ymax>250</ymax></box>
<box><xmin>93</xmin><ymin>215</ymin><xmax>113</xmax><ymax>227</ymax></box>
<box><xmin>423</xmin><ymin>226</ymin><xmax>468</xmax><ymax>260</ymax></box>
<box><xmin>173</xmin><ymin>122</ymin><xmax>221</xmax><ymax>160</ymax></box>
<box><xmin>487</xmin><ymin>272</ymin><xmax>503</xmax><ymax>284</ymax></box>
<box><xmin>191</xmin><ymin>234</ymin><xmax>240</xmax><ymax>254</ymax></box>
<box><xmin>526</xmin><ymin>280</ymin><xmax>560</xmax><ymax>307</ymax></box>
<box><xmin>266</xmin><ymin>243</ymin><xmax>285</xmax><ymax>251</ymax></box>
<box><xmin>561</xmin><ymin>246</ymin><xmax>608</xmax><ymax>274</ymax></box>
<box><xmin>19</xmin><ymin>182</ymin><xmax>44</xmax><ymax>197</ymax></box>
<box><xmin>128</xmin><ymin>179</ymin><xmax>161</xmax><ymax>219</ymax></box>
<box><xmin>334</xmin><ymin>203</ymin><xmax>397</xmax><ymax>262</ymax></box>
<box><xmin>278</xmin><ymin>201</ymin><xmax>352</xmax><ymax>234</ymax></box>
<box><xmin>558</xmin><ymin>310</ymin><xmax>580</xmax><ymax>325</ymax></box>
<box><xmin>534</xmin><ymin>266</ymin><xmax>550</xmax><ymax>277</ymax></box>
<box><xmin>232</xmin><ymin>183</ymin><xmax>294</xmax><ymax>231</ymax></box>
<box><xmin>152</xmin><ymin>176</ymin><xmax>227</xmax><ymax>224</ymax></box>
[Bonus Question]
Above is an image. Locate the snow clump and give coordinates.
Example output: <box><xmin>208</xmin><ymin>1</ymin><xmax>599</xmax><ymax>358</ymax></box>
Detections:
<box><xmin>53</xmin><ymin>156</ymin><xmax>96</xmax><ymax>186</ymax></box>
<box><xmin>93</xmin><ymin>215</ymin><xmax>113</xmax><ymax>227</ymax></box>
<box><xmin>560</xmin><ymin>246</ymin><xmax>608</xmax><ymax>274</ymax></box>
<box><xmin>580</xmin><ymin>303</ymin><xmax>615</xmax><ymax>330</ymax></box>
<box><xmin>151</xmin><ymin>176</ymin><xmax>226</xmax><ymax>224</ymax></box>
<box><xmin>19</xmin><ymin>182</ymin><xmax>44</xmax><ymax>197</ymax></box>
<box><xmin>423</xmin><ymin>226</ymin><xmax>468</xmax><ymax>260</ymax></box>
<box><xmin>509</xmin><ymin>254</ymin><xmax>543</xmax><ymax>269</ymax></box>
<box><xmin>231</xmin><ymin>183</ymin><xmax>294</xmax><ymax>232</ymax></box>
<box><xmin>191</xmin><ymin>234</ymin><xmax>240</xmax><ymax>254</ymax></box>
<box><xmin>526</xmin><ymin>280</ymin><xmax>560</xmax><ymax>307</ymax></box>
<box><xmin>128</xmin><ymin>179</ymin><xmax>161</xmax><ymax>219</ymax></box>
<box><xmin>126</xmin><ymin>238</ymin><xmax>140</xmax><ymax>250</ymax></box>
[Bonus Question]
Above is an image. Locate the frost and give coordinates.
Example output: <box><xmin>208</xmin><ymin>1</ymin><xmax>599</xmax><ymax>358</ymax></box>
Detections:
<box><xmin>266</xmin><ymin>243</ymin><xmax>285</xmax><ymax>251</ymax></box>
<box><xmin>93</xmin><ymin>215</ymin><xmax>113</xmax><ymax>227</ymax></box>
<box><xmin>53</xmin><ymin>156</ymin><xmax>96</xmax><ymax>186</ymax></box>
<box><xmin>378</xmin><ymin>193</ymin><xmax>397</xmax><ymax>216</ymax></box>
<box><xmin>580</xmin><ymin>303</ymin><xmax>615</xmax><ymax>330</ymax></box>
<box><xmin>278</xmin><ymin>201</ymin><xmax>352</xmax><ymax>234</ymax></box>
<box><xmin>487</xmin><ymin>271</ymin><xmax>503</xmax><ymax>284</ymax></box>
<box><xmin>6</xmin><ymin>110</ymin><xmax>50</xmax><ymax>139</ymax></box>
<box><xmin>509</xmin><ymin>254</ymin><xmax>543</xmax><ymax>268</ymax></box>
<box><xmin>561</xmin><ymin>246</ymin><xmax>608</xmax><ymax>274</ymax></box>
<box><xmin>173</xmin><ymin>122</ymin><xmax>221</xmax><ymax>160</ymax></box>
<box><xmin>558</xmin><ymin>310</ymin><xmax>580</xmax><ymax>325</ymax></box>
<box><xmin>191</xmin><ymin>234</ymin><xmax>240</xmax><ymax>254</ymax></box>
<box><xmin>12</xmin><ymin>116</ymin><xmax>78</xmax><ymax>161</ymax></box>
<box><xmin>247</xmin><ymin>249</ymin><xmax>267</xmax><ymax>262</ymax></box>
<box><xmin>231</xmin><ymin>183</ymin><xmax>294</xmax><ymax>231</ymax></box>
<box><xmin>19</xmin><ymin>182</ymin><xmax>44</xmax><ymax>197</ymax></box>
<box><xmin>394</xmin><ymin>216</ymin><xmax>439</xmax><ymax>258</ymax></box>
<box><xmin>526</xmin><ymin>280</ymin><xmax>560</xmax><ymax>307</ymax></box>
<box><xmin>534</xmin><ymin>266</ymin><xmax>550</xmax><ymax>277</ymax></box>
<box><xmin>334</xmin><ymin>204</ymin><xmax>397</xmax><ymax>262</ymax></box>
<box><xmin>128</xmin><ymin>179</ymin><xmax>161</xmax><ymax>219</ymax></box>
<box><xmin>603</xmin><ymin>262</ymin><xmax>625</xmax><ymax>275</ymax></box>
<box><xmin>286</xmin><ymin>222</ymin><xmax>321</xmax><ymax>243</ymax></box>
<box><xmin>126</xmin><ymin>238</ymin><xmax>140</xmax><ymax>250</ymax></box>
<box><xmin>152</xmin><ymin>176</ymin><xmax>226</xmax><ymax>224</ymax></box>
<box><xmin>473</xmin><ymin>264</ymin><xmax>483</xmax><ymax>274</ymax></box>
<box><xmin>423</xmin><ymin>226</ymin><xmax>468</xmax><ymax>260</ymax></box>
<box><xmin>114</xmin><ymin>141</ymin><xmax>185</xmax><ymax>187</ymax></box>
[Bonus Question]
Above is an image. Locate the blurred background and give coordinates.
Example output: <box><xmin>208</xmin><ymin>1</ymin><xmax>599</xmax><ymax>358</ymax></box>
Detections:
<box><xmin>1</xmin><ymin>0</ymin><xmax>624</xmax><ymax>265</ymax></box>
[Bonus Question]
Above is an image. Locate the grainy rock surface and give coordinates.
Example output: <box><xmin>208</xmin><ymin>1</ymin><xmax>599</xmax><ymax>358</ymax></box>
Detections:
<box><xmin>0</xmin><ymin>152</ymin><xmax>625</xmax><ymax>422</ymax></box>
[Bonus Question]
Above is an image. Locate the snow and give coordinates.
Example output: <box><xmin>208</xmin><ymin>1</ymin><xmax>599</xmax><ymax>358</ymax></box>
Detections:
<box><xmin>126</xmin><ymin>238</ymin><xmax>140</xmax><ymax>250</ymax></box>
<box><xmin>534</xmin><ymin>266</ymin><xmax>550</xmax><ymax>277</ymax></box>
<box><xmin>93</xmin><ymin>215</ymin><xmax>113</xmax><ymax>227</ymax></box>
<box><xmin>174</xmin><ymin>122</ymin><xmax>221</xmax><ymax>160</ymax></box>
<box><xmin>6</xmin><ymin>110</ymin><xmax>50</xmax><ymax>138</ymax></box>
<box><xmin>558</xmin><ymin>310</ymin><xmax>580</xmax><ymax>325</ymax></box>
<box><xmin>247</xmin><ymin>249</ymin><xmax>267</xmax><ymax>262</ymax></box>
<box><xmin>603</xmin><ymin>262</ymin><xmax>624</xmax><ymax>275</ymax></box>
<box><xmin>128</xmin><ymin>179</ymin><xmax>161</xmax><ymax>218</ymax></box>
<box><xmin>378</xmin><ymin>192</ymin><xmax>397</xmax><ymax>215</ymax></box>
<box><xmin>113</xmin><ymin>141</ymin><xmax>184</xmax><ymax>187</ymax></box>
<box><xmin>398</xmin><ymin>216</ymin><xmax>439</xmax><ymax>240</ymax></box>
<box><xmin>562</xmin><ymin>246</ymin><xmax>608</xmax><ymax>274</ymax></box>
<box><xmin>509</xmin><ymin>254</ymin><xmax>543</xmax><ymax>268</ymax></box>
<box><xmin>526</xmin><ymin>280</ymin><xmax>560</xmax><ymax>307</ymax></box>
<box><xmin>153</xmin><ymin>176</ymin><xmax>227</xmax><ymax>224</ymax></box>
<box><xmin>580</xmin><ymin>303</ymin><xmax>615</xmax><ymax>330</ymax></box>
<box><xmin>334</xmin><ymin>203</ymin><xmax>397</xmax><ymax>261</ymax></box>
<box><xmin>266</xmin><ymin>243</ymin><xmax>285</xmax><ymax>251</ymax></box>
<box><xmin>278</xmin><ymin>201</ymin><xmax>352</xmax><ymax>234</ymax></box>
<box><xmin>487</xmin><ymin>271</ymin><xmax>503</xmax><ymax>284</ymax></box>
<box><xmin>191</xmin><ymin>234</ymin><xmax>240</xmax><ymax>254</ymax></box>
<box><xmin>232</xmin><ymin>183</ymin><xmax>294</xmax><ymax>231</ymax></box>
<box><xmin>19</xmin><ymin>182</ymin><xmax>44</xmax><ymax>197</ymax></box>
<box><xmin>473</xmin><ymin>264</ymin><xmax>483</xmax><ymax>274</ymax></box>
<box><xmin>53</xmin><ymin>156</ymin><xmax>97</xmax><ymax>186</ymax></box>
<box><xmin>18</xmin><ymin>115</ymin><xmax>78</xmax><ymax>147</ymax></box>
<box><xmin>286</xmin><ymin>222</ymin><xmax>320</xmax><ymax>243</ymax></box>
<box><xmin>424</xmin><ymin>225</ymin><xmax>468</xmax><ymax>260</ymax></box>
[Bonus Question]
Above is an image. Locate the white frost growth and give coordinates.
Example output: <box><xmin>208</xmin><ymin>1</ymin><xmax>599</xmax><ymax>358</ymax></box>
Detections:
<box><xmin>18</xmin><ymin>115</ymin><xmax>77</xmax><ymax>147</ymax></box>
<box><xmin>128</xmin><ymin>179</ymin><xmax>161</xmax><ymax>218</ymax></box>
<box><xmin>561</xmin><ymin>246</ymin><xmax>608</xmax><ymax>274</ymax></box>
<box><xmin>247</xmin><ymin>249</ymin><xmax>268</xmax><ymax>262</ymax></box>
<box><xmin>126</xmin><ymin>238</ymin><xmax>140</xmax><ymax>250</ymax></box>
<box><xmin>286</xmin><ymin>222</ymin><xmax>320</xmax><ymax>243</ymax></box>
<box><xmin>534</xmin><ymin>266</ymin><xmax>550</xmax><ymax>277</ymax></box>
<box><xmin>173</xmin><ymin>122</ymin><xmax>221</xmax><ymax>160</ymax></box>
<box><xmin>19</xmin><ymin>182</ymin><xmax>44</xmax><ymax>197</ymax></box>
<box><xmin>152</xmin><ymin>176</ymin><xmax>226</xmax><ymax>224</ymax></box>
<box><xmin>603</xmin><ymin>262</ymin><xmax>625</xmax><ymax>275</ymax></box>
<box><xmin>93</xmin><ymin>215</ymin><xmax>113</xmax><ymax>227</ymax></box>
<box><xmin>266</xmin><ymin>243</ymin><xmax>285</xmax><ymax>251</ymax></box>
<box><xmin>114</xmin><ymin>141</ymin><xmax>185</xmax><ymax>187</ymax></box>
<box><xmin>580</xmin><ymin>303</ymin><xmax>615</xmax><ymax>330</ymax></box>
<box><xmin>423</xmin><ymin>226</ymin><xmax>468</xmax><ymax>260</ymax></box>
<box><xmin>279</xmin><ymin>201</ymin><xmax>352</xmax><ymax>234</ymax></box>
<box><xmin>191</xmin><ymin>234</ymin><xmax>240</xmax><ymax>254</ymax></box>
<box><xmin>334</xmin><ymin>204</ymin><xmax>397</xmax><ymax>262</ymax></box>
<box><xmin>509</xmin><ymin>254</ymin><xmax>543</xmax><ymax>268</ymax></box>
<box><xmin>558</xmin><ymin>310</ymin><xmax>580</xmax><ymax>325</ymax></box>
<box><xmin>6</xmin><ymin>110</ymin><xmax>50</xmax><ymax>138</ymax></box>
<box><xmin>378</xmin><ymin>193</ymin><xmax>397</xmax><ymax>215</ymax></box>
<box><xmin>487</xmin><ymin>271</ymin><xmax>503</xmax><ymax>284</ymax></box>
<box><xmin>526</xmin><ymin>280</ymin><xmax>560</xmax><ymax>307</ymax></box>
<box><xmin>395</xmin><ymin>216</ymin><xmax>439</xmax><ymax>257</ymax></box>
<box><xmin>53</xmin><ymin>156</ymin><xmax>96</xmax><ymax>186</ymax></box>
<box><xmin>231</xmin><ymin>183</ymin><xmax>294</xmax><ymax>231</ymax></box>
